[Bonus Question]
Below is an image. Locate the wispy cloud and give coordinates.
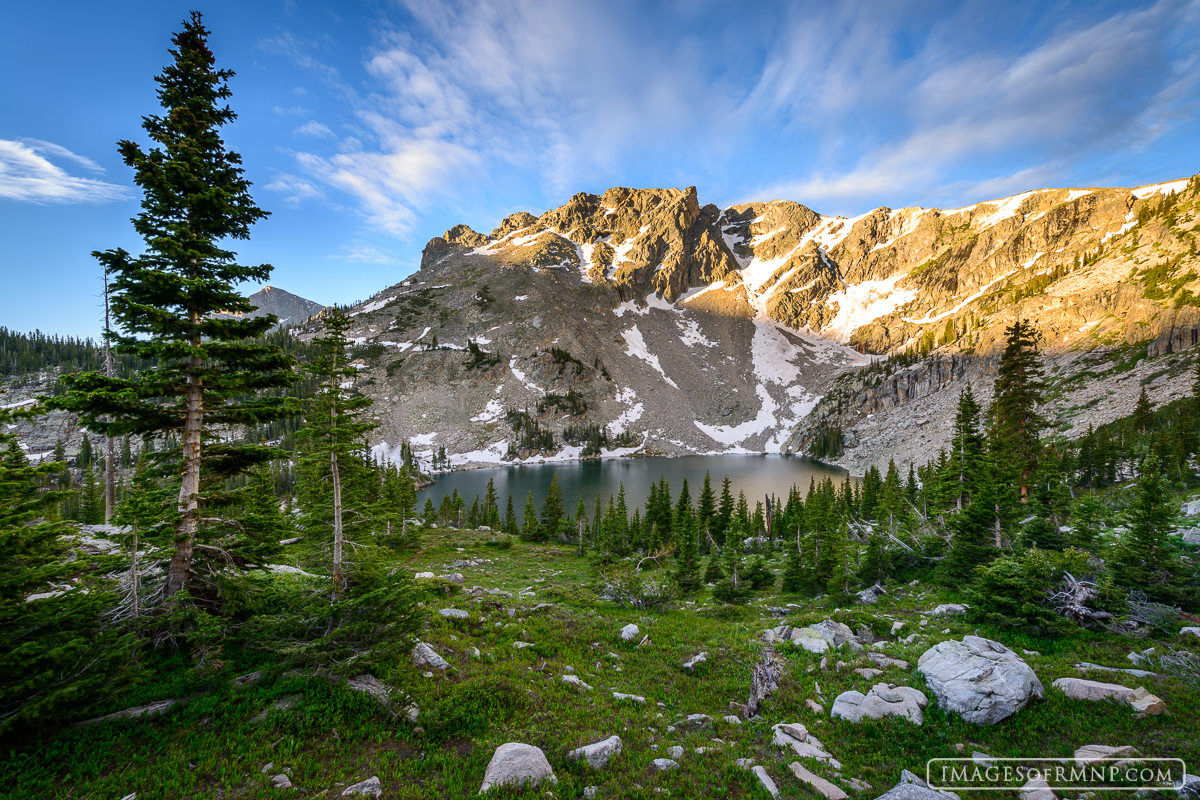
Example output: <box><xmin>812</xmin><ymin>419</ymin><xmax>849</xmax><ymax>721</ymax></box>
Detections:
<box><xmin>293</xmin><ymin>120</ymin><xmax>336</xmax><ymax>138</ymax></box>
<box><xmin>263</xmin><ymin>0</ymin><xmax>1200</xmax><ymax>230</ymax></box>
<box><xmin>0</xmin><ymin>139</ymin><xmax>128</xmax><ymax>204</ymax></box>
<box><xmin>745</xmin><ymin>0</ymin><xmax>1200</xmax><ymax>209</ymax></box>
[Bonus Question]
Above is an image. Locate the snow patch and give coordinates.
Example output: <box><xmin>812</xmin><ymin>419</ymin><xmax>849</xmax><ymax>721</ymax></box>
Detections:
<box><xmin>470</xmin><ymin>399</ymin><xmax>505</xmax><ymax>423</ymax></box>
<box><xmin>1066</xmin><ymin>189</ymin><xmax>1093</xmax><ymax>201</ymax></box>
<box><xmin>821</xmin><ymin>274</ymin><xmax>918</xmax><ymax>343</ymax></box>
<box><xmin>677</xmin><ymin>316</ymin><xmax>717</xmax><ymax>348</ymax></box>
<box><xmin>410</xmin><ymin>432</ymin><xmax>438</xmax><ymax>446</ymax></box>
<box><xmin>621</xmin><ymin>325</ymin><xmax>678</xmax><ymax>388</ymax></box>
<box><xmin>508</xmin><ymin>356</ymin><xmax>545</xmax><ymax>395</ymax></box>
<box><xmin>607</xmin><ymin>388</ymin><xmax>644</xmax><ymax>435</ymax></box>
<box><xmin>1132</xmin><ymin>179</ymin><xmax>1189</xmax><ymax>199</ymax></box>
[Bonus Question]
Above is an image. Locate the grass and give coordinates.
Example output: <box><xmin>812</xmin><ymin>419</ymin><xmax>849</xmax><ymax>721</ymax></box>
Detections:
<box><xmin>2</xmin><ymin>528</ymin><xmax>1198</xmax><ymax>799</ymax></box>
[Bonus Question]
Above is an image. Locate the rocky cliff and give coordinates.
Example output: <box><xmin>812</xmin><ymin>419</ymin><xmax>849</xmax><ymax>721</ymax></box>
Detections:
<box><xmin>288</xmin><ymin>176</ymin><xmax>1200</xmax><ymax>474</ymax></box>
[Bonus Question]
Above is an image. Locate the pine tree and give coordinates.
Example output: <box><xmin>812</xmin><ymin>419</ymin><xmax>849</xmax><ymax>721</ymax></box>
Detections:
<box><xmin>712</xmin><ymin>475</ymin><xmax>731</xmax><ymax>546</ymax></box>
<box><xmin>79</xmin><ymin>465</ymin><xmax>104</xmax><ymax>525</ymax></box>
<box><xmin>112</xmin><ymin>456</ymin><xmax>176</xmax><ymax>619</ymax></box>
<box><xmin>521</xmin><ymin>490</ymin><xmax>540</xmax><ymax>541</ymax></box>
<box><xmin>673</xmin><ymin>513</ymin><xmax>702</xmax><ymax>593</ymax></box>
<box><xmin>1131</xmin><ymin>386</ymin><xmax>1154</xmax><ymax>433</ymax></box>
<box><xmin>502</xmin><ymin>493</ymin><xmax>517</xmax><ymax>536</ymax></box>
<box><xmin>0</xmin><ymin>418</ymin><xmax>134</xmax><ymax>731</ymax></box>
<box><xmin>1110</xmin><ymin>455</ymin><xmax>1180</xmax><ymax>601</ymax></box>
<box><xmin>484</xmin><ymin>478</ymin><xmax>500</xmax><ymax>528</ymax></box>
<box><xmin>47</xmin><ymin>14</ymin><xmax>299</xmax><ymax>599</ymax></box>
<box><xmin>697</xmin><ymin>472</ymin><xmax>716</xmax><ymax>541</ymax></box>
<box><xmin>990</xmin><ymin>319</ymin><xmax>1046</xmax><ymax>502</ymax></box>
<box><xmin>946</xmin><ymin>385</ymin><xmax>985</xmax><ymax>510</ymax></box>
<box><xmin>858</xmin><ymin>531</ymin><xmax>892</xmax><ymax>585</ymax></box>
<box><xmin>295</xmin><ymin>309</ymin><xmax>376</xmax><ymax>601</ymax></box>
<box><xmin>77</xmin><ymin>435</ymin><xmax>93</xmax><ymax>469</ymax></box>
<box><xmin>539</xmin><ymin>474</ymin><xmax>564</xmax><ymax>542</ymax></box>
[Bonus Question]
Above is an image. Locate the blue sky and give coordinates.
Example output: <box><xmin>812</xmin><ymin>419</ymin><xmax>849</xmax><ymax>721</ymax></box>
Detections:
<box><xmin>3</xmin><ymin>0</ymin><xmax>1198</xmax><ymax>339</ymax></box>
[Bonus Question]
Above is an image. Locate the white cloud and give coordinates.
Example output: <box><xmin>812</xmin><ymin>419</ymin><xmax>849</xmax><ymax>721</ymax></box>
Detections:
<box><xmin>263</xmin><ymin>173</ymin><xmax>326</xmax><ymax>204</ymax></box>
<box><xmin>745</xmin><ymin>0</ymin><xmax>1200</xmax><ymax>210</ymax></box>
<box><xmin>262</xmin><ymin>0</ymin><xmax>1200</xmax><ymax>229</ymax></box>
<box><xmin>294</xmin><ymin>120</ymin><xmax>336</xmax><ymax>138</ymax></box>
<box><xmin>0</xmin><ymin>139</ymin><xmax>128</xmax><ymax>204</ymax></box>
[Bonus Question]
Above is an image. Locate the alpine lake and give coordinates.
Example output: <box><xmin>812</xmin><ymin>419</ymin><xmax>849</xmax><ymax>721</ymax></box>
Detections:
<box><xmin>416</xmin><ymin>454</ymin><xmax>852</xmax><ymax>523</ymax></box>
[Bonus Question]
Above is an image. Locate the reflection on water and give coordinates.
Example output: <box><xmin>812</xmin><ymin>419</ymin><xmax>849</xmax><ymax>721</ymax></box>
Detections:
<box><xmin>417</xmin><ymin>455</ymin><xmax>851</xmax><ymax>523</ymax></box>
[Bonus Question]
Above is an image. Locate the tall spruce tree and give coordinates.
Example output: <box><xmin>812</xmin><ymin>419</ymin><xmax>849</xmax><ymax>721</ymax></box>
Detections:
<box><xmin>990</xmin><ymin>319</ymin><xmax>1046</xmax><ymax>502</ymax></box>
<box><xmin>47</xmin><ymin>14</ymin><xmax>298</xmax><ymax>599</ymax></box>
<box><xmin>296</xmin><ymin>309</ymin><xmax>376</xmax><ymax>601</ymax></box>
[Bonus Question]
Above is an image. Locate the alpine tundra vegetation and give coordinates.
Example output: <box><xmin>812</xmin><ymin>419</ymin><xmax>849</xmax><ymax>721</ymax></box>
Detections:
<box><xmin>2</xmin><ymin>10</ymin><xmax>1200</xmax><ymax>800</ymax></box>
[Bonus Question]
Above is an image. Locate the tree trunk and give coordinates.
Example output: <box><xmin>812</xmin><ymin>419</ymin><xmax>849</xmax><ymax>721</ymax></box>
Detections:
<box><xmin>131</xmin><ymin>517</ymin><xmax>140</xmax><ymax>618</ymax></box>
<box><xmin>103</xmin><ymin>272</ymin><xmax>116</xmax><ymax>523</ymax></box>
<box><xmin>331</xmin><ymin>449</ymin><xmax>344</xmax><ymax>602</ymax></box>
<box><xmin>166</xmin><ymin>329</ymin><xmax>203</xmax><ymax>598</ymax></box>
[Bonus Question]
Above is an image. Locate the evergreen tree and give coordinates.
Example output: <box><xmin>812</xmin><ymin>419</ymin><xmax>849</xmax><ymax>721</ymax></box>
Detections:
<box><xmin>79</xmin><ymin>465</ymin><xmax>104</xmax><ymax>525</ymax></box>
<box><xmin>990</xmin><ymin>319</ymin><xmax>1047</xmax><ymax>502</ymax></box>
<box><xmin>484</xmin><ymin>478</ymin><xmax>500</xmax><ymax>528</ymax></box>
<box><xmin>613</xmin><ymin>482</ymin><xmax>630</xmax><ymax>554</ymax></box>
<box><xmin>502</xmin><ymin>493</ymin><xmax>517</xmax><ymax>536</ymax></box>
<box><xmin>858</xmin><ymin>531</ymin><xmax>892</xmax><ymax>585</ymax></box>
<box><xmin>697</xmin><ymin>471</ymin><xmax>716</xmax><ymax>540</ymax></box>
<box><xmin>521</xmin><ymin>490</ymin><xmax>540</xmax><ymax>541</ymax></box>
<box><xmin>945</xmin><ymin>385</ymin><xmax>985</xmax><ymax>510</ymax></box>
<box><xmin>942</xmin><ymin>468</ymin><xmax>999</xmax><ymax>580</ymax></box>
<box><xmin>295</xmin><ymin>309</ymin><xmax>376</xmax><ymax>601</ymax></box>
<box><xmin>878</xmin><ymin>458</ymin><xmax>907</xmax><ymax>538</ymax></box>
<box><xmin>1110</xmin><ymin>455</ymin><xmax>1180</xmax><ymax>601</ymax></box>
<box><xmin>539</xmin><ymin>474</ymin><xmax>564</xmax><ymax>542</ymax></box>
<box><xmin>1131</xmin><ymin>386</ymin><xmax>1154</xmax><ymax>433</ymax></box>
<box><xmin>716</xmin><ymin>475</ymin><xmax>734</xmax><ymax>546</ymax></box>
<box><xmin>112</xmin><ymin>456</ymin><xmax>176</xmax><ymax>619</ymax></box>
<box><xmin>673</xmin><ymin>513</ymin><xmax>702</xmax><ymax>593</ymax></box>
<box><xmin>77</xmin><ymin>435</ymin><xmax>94</xmax><ymax>469</ymax></box>
<box><xmin>0</xmin><ymin>418</ymin><xmax>134</xmax><ymax>732</ymax></box>
<box><xmin>47</xmin><ymin>14</ymin><xmax>299</xmax><ymax>599</ymax></box>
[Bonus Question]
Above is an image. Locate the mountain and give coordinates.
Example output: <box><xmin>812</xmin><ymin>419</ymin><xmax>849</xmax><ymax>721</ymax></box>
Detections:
<box><xmin>296</xmin><ymin>178</ymin><xmax>1200</xmax><ymax>473</ymax></box>
<box><xmin>217</xmin><ymin>286</ymin><xmax>325</xmax><ymax>329</ymax></box>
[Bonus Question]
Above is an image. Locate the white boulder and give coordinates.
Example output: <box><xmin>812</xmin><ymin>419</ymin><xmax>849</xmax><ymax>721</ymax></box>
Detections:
<box><xmin>479</xmin><ymin>743</ymin><xmax>557</xmax><ymax>793</ymax></box>
<box><xmin>917</xmin><ymin>636</ymin><xmax>1043</xmax><ymax>725</ymax></box>
<box><xmin>831</xmin><ymin>683</ymin><xmax>927</xmax><ymax>725</ymax></box>
<box><xmin>567</xmin><ymin>735</ymin><xmax>622</xmax><ymax>769</ymax></box>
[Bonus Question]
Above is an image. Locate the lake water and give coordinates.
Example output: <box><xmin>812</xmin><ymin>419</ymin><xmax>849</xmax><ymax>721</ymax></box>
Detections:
<box><xmin>417</xmin><ymin>455</ymin><xmax>850</xmax><ymax>522</ymax></box>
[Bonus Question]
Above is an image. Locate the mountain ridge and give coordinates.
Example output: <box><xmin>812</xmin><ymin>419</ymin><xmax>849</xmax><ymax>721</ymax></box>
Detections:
<box><xmin>295</xmin><ymin>175</ymin><xmax>1200</xmax><ymax>474</ymax></box>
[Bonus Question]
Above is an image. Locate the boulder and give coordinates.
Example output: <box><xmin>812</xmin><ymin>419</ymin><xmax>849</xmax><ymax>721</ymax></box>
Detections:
<box><xmin>619</xmin><ymin>623</ymin><xmax>639</xmax><ymax>641</ymax></box>
<box><xmin>479</xmin><ymin>743</ymin><xmax>557</xmax><ymax>793</ymax></box>
<box><xmin>411</xmin><ymin>642</ymin><xmax>449</xmax><ymax>671</ymax></box>
<box><xmin>683</xmin><ymin>713</ymin><xmax>711</xmax><ymax>728</ymax></box>
<box><xmin>342</xmin><ymin>776</ymin><xmax>383</xmax><ymax>797</ymax></box>
<box><xmin>1075</xmin><ymin>661</ymin><xmax>1156</xmax><ymax>679</ymax></box>
<box><xmin>439</xmin><ymin>608</ymin><xmax>469</xmax><ymax>620</ymax></box>
<box><xmin>868</xmin><ymin>652</ymin><xmax>911</xmax><ymax>670</ymax></box>
<box><xmin>612</xmin><ymin>692</ymin><xmax>645</xmax><ymax>703</ymax></box>
<box><xmin>415</xmin><ymin>572</ymin><xmax>434</xmax><ymax>579</ymax></box>
<box><xmin>1128</xmin><ymin>687</ymin><xmax>1166</xmax><ymax>717</ymax></box>
<box><xmin>666</xmin><ymin>745</ymin><xmax>684</xmax><ymax>760</ymax></box>
<box><xmin>1181</xmin><ymin>627</ymin><xmax>1200</xmax><ymax>640</ymax></box>
<box><xmin>752</xmin><ymin>765</ymin><xmax>780</xmax><ymax>799</ymax></box>
<box><xmin>874</xmin><ymin>770</ymin><xmax>962</xmax><ymax>800</ymax></box>
<box><xmin>1052</xmin><ymin>678</ymin><xmax>1136</xmax><ymax>703</ymax></box>
<box><xmin>682</xmin><ymin>652</ymin><xmax>708</xmax><ymax>672</ymax></box>
<box><xmin>1019</xmin><ymin>777</ymin><xmax>1056</xmax><ymax>800</ymax></box>
<box><xmin>272</xmin><ymin>774</ymin><xmax>292</xmax><ymax>789</ymax></box>
<box><xmin>831</xmin><ymin>683</ymin><xmax>928</xmax><ymax>725</ymax></box>
<box><xmin>917</xmin><ymin>636</ymin><xmax>1043</xmax><ymax>725</ymax></box>
<box><xmin>857</xmin><ymin>583</ymin><xmax>887</xmax><ymax>604</ymax></box>
<box><xmin>855</xmin><ymin>668</ymin><xmax>884</xmax><ymax>680</ymax></box>
<box><xmin>437</xmin><ymin>572</ymin><xmax>464</xmax><ymax>584</ymax></box>
<box><xmin>1074</xmin><ymin>745</ymin><xmax>1138</xmax><ymax>765</ymax></box>
<box><xmin>562</xmin><ymin>675</ymin><xmax>593</xmax><ymax>690</ymax></box>
<box><xmin>789</xmin><ymin>761</ymin><xmax>848</xmax><ymax>800</ymax></box>
<box><xmin>652</xmin><ymin>758</ymin><xmax>679</xmax><ymax>771</ymax></box>
<box><xmin>1181</xmin><ymin>499</ymin><xmax>1200</xmax><ymax>516</ymax></box>
<box><xmin>567</xmin><ymin>735</ymin><xmax>623</xmax><ymax>769</ymax></box>
<box><xmin>771</xmin><ymin>722</ymin><xmax>842</xmax><ymax>769</ymax></box>
<box><xmin>928</xmin><ymin>604</ymin><xmax>966</xmax><ymax>616</ymax></box>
